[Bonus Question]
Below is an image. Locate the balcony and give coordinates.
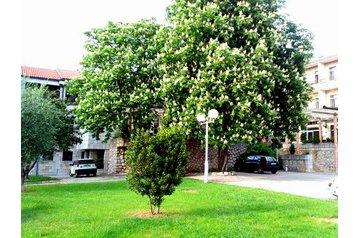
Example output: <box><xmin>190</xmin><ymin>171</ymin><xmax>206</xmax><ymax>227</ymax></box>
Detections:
<box><xmin>312</xmin><ymin>78</ymin><xmax>338</xmax><ymax>92</ymax></box>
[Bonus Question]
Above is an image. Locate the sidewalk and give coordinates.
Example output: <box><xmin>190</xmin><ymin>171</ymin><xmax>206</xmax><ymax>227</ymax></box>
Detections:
<box><xmin>25</xmin><ymin>174</ymin><xmax>126</xmax><ymax>185</ymax></box>
<box><xmin>188</xmin><ymin>171</ymin><xmax>337</xmax><ymax>200</ymax></box>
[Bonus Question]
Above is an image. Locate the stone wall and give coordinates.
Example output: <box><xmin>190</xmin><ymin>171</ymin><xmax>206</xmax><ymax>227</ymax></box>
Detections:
<box><xmin>107</xmin><ymin>138</ymin><xmax>128</xmax><ymax>174</ymax></box>
<box><xmin>279</xmin><ymin>143</ymin><xmax>337</xmax><ymax>172</ymax></box>
<box><xmin>301</xmin><ymin>143</ymin><xmax>336</xmax><ymax>172</ymax></box>
<box><xmin>29</xmin><ymin>151</ymin><xmax>70</xmax><ymax>176</ymax></box>
<box><xmin>281</xmin><ymin>154</ymin><xmax>313</xmax><ymax>172</ymax></box>
<box><xmin>185</xmin><ymin>139</ymin><xmax>247</xmax><ymax>172</ymax></box>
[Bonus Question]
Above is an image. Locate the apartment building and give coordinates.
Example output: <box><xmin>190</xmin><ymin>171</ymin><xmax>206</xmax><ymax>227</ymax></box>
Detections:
<box><xmin>302</xmin><ymin>54</ymin><xmax>338</xmax><ymax>143</ymax></box>
<box><xmin>280</xmin><ymin>55</ymin><xmax>338</xmax><ymax>172</ymax></box>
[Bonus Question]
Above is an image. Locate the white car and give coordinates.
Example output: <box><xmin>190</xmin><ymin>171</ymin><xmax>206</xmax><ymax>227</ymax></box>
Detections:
<box><xmin>69</xmin><ymin>159</ymin><xmax>97</xmax><ymax>177</ymax></box>
<box><xmin>328</xmin><ymin>176</ymin><xmax>338</xmax><ymax>197</ymax></box>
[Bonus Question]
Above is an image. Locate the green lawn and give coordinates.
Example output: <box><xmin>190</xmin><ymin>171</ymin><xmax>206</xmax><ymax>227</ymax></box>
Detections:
<box><xmin>22</xmin><ymin>179</ymin><xmax>337</xmax><ymax>238</ymax></box>
<box><xmin>25</xmin><ymin>175</ymin><xmax>59</xmax><ymax>183</ymax></box>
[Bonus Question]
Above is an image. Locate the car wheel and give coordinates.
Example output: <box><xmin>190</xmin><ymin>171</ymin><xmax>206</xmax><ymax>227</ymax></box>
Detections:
<box><xmin>271</xmin><ymin>170</ymin><xmax>277</xmax><ymax>174</ymax></box>
<box><xmin>93</xmin><ymin>173</ymin><xmax>97</xmax><ymax>177</ymax></box>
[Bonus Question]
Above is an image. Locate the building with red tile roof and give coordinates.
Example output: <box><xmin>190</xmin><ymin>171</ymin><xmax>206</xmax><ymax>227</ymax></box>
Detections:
<box><xmin>21</xmin><ymin>66</ymin><xmax>81</xmax><ymax>100</ymax></box>
<box><xmin>21</xmin><ymin>66</ymin><xmax>80</xmax><ymax>80</ymax></box>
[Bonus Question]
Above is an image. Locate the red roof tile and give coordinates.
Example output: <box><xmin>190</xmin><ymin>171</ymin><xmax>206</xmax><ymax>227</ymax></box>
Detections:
<box><xmin>21</xmin><ymin>66</ymin><xmax>80</xmax><ymax>80</ymax></box>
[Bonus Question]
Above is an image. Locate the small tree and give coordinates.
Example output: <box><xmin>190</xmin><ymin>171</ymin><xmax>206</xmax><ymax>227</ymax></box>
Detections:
<box><xmin>125</xmin><ymin>126</ymin><xmax>189</xmax><ymax>215</ymax></box>
<box><xmin>289</xmin><ymin>143</ymin><xmax>295</xmax><ymax>155</ymax></box>
<box><xmin>21</xmin><ymin>85</ymin><xmax>82</xmax><ymax>191</ymax></box>
<box><xmin>21</xmin><ymin>86</ymin><xmax>61</xmax><ymax>191</ymax></box>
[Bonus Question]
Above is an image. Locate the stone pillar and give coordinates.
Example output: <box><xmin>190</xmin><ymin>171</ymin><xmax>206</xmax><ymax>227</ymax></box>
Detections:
<box><xmin>333</xmin><ymin>114</ymin><xmax>338</xmax><ymax>171</ymax></box>
<box><xmin>318</xmin><ymin>119</ymin><xmax>323</xmax><ymax>143</ymax></box>
<box><xmin>295</xmin><ymin>132</ymin><xmax>301</xmax><ymax>154</ymax></box>
<box><xmin>107</xmin><ymin>138</ymin><xmax>128</xmax><ymax>174</ymax></box>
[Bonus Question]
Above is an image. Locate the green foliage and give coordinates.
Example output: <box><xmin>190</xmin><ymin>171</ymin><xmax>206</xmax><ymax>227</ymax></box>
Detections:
<box><xmin>21</xmin><ymin>85</ymin><xmax>61</xmax><ymax>167</ymax></box>
<box><xmin>67</xmin><ymin>19</ymin><xmax>162</xmax><ymax>140</ymax></box>
<box><xmin>21</xmin><ymin>84</ymin><xmax>82</xmax><ymax>191</ymax></box>
<box><xmin>160</xmin><ymin>0</ymin><xmax>313</xmax><ymax>149</ymax></box>
<box><xmin>246</xmin><ymin>143</ymin><xmax>276</xmax><ymax>158</ymax></box>
<box><xmin>25</xmin><ymin>175</ymin><xmax>59</xmax><ymax>183</ymax></box>
<box><xmin>289</xmin><ymin>143</ymin><xmax>295</xmax><ymax>154</ymax></box>
<box><xmin>125</xmin><ymin>126</ymin><xmax>189</xmax><ymax>214</ymax></box>
<box><xmin>52</xmin><ymin>99</ymin><xmax>82</xmax><ymax>151</ymax></box>
<box><xmin>270</xmin><ymin>137</ymin><xmax>283</xmax><ymax>149</ymax></box>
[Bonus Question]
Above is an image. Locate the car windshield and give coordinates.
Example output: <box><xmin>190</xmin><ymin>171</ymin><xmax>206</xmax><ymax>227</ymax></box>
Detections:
<box><xmin>78</xmin><ymin>160</ymin><xmax>95</xmax><ymax>164</ymax></box>
<box><xmin>265</xmin><ymin>157</ymin><xmax>277</xmax><ymax>162</ymax></box>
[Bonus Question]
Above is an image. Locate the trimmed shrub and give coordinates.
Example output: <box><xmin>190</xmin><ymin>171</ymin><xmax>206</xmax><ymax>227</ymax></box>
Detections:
<box><xmin>289</xmin><ymin>143</ymin><xmax>295</xmax><ymax>154</ymax></box>
<box><xmin>125</xmin><ymin>126</ymin><xmax>189</xmax><ymax>215</ymax></box>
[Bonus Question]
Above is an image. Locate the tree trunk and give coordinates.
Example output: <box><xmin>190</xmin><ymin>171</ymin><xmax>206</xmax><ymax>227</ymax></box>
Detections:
<box><xmin>218</xmin><ymin>148</ymin><xmax>229</xmax><ymax>173</ymax></box>
<box><xmin>21</xmin><ymin>168</ymin><xmax>26</xmax><ymax>192</ymax></box>
<box><xmin>21</xmin><ymin>158</ymin><xmax>38</xmax><ymax>192</ymax></box>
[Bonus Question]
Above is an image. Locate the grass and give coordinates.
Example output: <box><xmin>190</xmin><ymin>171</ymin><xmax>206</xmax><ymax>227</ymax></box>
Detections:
<box><xmin>25</xmin><ymin>175</ymin><xmax>59</xmax><ymax>183</ymax></box>
<box><xmin>22</xmin><ymin>179</ymin><xmax>337</xmax><ymax>238</ymax></box>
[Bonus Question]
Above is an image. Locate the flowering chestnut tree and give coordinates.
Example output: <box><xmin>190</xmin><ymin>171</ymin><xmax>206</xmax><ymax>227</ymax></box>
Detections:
<box><xmin>159</xmin><ymin>0</ymin><xmax>313</xmax><ymax>170</ymax></box>
<box><xmin>68</xmin><ymin>19</ymin><xmax>162</xmax><ymax>140</ymax></box>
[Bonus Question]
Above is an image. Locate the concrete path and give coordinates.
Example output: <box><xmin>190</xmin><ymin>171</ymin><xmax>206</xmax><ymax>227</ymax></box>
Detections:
<box><xmin>188</xmin><ymin>171</ymin><xmax>338</xmax><ymax>200</ymax></box>
<box><xmin>27</xmin><ymin>171</ymin><xmax>337</xmax><ymax>200</ymax></box>
<box><xmin>26</xmin><ymin>174</ymin><xmax>126</xmax><ymax>185</ymax></box>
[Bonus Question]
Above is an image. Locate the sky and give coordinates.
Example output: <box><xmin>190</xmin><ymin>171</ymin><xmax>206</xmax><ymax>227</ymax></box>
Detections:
<box><xmin>21</xmin><ymin>0</ymin><xmax>339</xmax><ymax>71</ymax></box>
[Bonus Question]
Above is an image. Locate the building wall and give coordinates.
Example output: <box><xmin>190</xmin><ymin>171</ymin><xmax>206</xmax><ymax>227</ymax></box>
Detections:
<box><xmin>185</xmin><ymin>139</ymin><xmax>248</xmax><ymax>172</ymax></box>
<box><xmin>279</xmin><ymin>143</ymin><xmax>336</xmax><ymax>172</ymax></box>
<box><xmin>29</xmin><ymin>151</ymin><xmax>71</xmax><ymax>176</ymax></box>
<box><xmin>306</xmin><ymin>55</ymin><xmax>338</xmax><ymax>110</ymax></box>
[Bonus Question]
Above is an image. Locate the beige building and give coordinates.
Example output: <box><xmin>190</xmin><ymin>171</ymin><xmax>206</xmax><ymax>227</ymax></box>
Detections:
<box><xmin>303</xmin><ymin>54</ymin><xmax>338</xmax><ymax>143</ymax></box>
<box><xmin>281</xmin><ymin>55</ymin><xmax>338</xmax><ymax>172</ymax></box>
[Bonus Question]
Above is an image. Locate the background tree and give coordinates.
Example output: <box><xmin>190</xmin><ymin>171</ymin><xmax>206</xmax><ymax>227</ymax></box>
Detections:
<box><xmin>125</xmin><ymin>126</ymin><xmax>189</xmax><ymax>215</ymax></box>
<box><xmin>68</xmin><ymin>19</ymin><xmax>162</xmax><ymax>140</ymax></box>
<box><xmin>21</xmin><ymin>86</ymin><xmax>60</xmax><ymax>191</ymax></box>
<box><xmin>21</xmin><ymin>85</ymin><xmax>82</xmax><ymax>191</ymax></box>
<box><xmin>159</xmin><ymin>0</ymin><xmax>313</xmax><ymax>171</ymax></box>
<box><xmin>52</xmin><ymin>99</ymin><xmax>82</xmax><ymax>150</ymax></box>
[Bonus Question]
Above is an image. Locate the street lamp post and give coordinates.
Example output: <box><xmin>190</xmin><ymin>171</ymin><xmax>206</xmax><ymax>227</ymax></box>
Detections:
<box><xmin>196</xmin><ymin>109</ymin><xmax>219</xmax><ymax>183</ymax></box>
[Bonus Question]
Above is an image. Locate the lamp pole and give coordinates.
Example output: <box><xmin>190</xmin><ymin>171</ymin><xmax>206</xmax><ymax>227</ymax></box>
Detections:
<box><xmin>204</xmin><ymin>120</ymin><xmax>209</xmax><ymax>183</ymax></box>
<box><xmin>196</xmin><ymin>109</ymin><xmax>219</xmax><ymax>183</ymax></box>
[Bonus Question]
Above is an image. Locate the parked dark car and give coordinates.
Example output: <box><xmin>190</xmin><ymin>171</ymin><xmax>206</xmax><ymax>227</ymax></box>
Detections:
<box><xmin>235</xmin><ymin>155</ymin><xmax>280</xmax><ymax>174</ymax></box>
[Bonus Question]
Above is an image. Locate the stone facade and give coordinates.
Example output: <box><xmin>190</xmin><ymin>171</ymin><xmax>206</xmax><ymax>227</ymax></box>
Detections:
<box><xmin>300</xmin><ymin>143</ymin><xmax>336</xmax><ymax>172</ymax></box>
<box><xmin>185</xmin><ymin>139</ymin><xmax>248</xmax><ymax>172</ymax></box>
<box><xmin>107</xmin><ymin>138</ymin><xmax>128</xmax><ymax>174</ymax></box>
<box><xmin>281</xmin><ymin>154</ymin><xmax>313</xmax><ymax>172</ymax></box>
<box><xmin>31</xmin><ymin>137</ymin><xmax>249</xmax><ymax>176</ymax></box>
<box><xmin>29</xmin><ymin>151</ymin><xmax>71</xmax><ymax>176</ymax></box>
<box><xmin>280</xmin><ymin>143</ymin><xmax>336</xmax><ymax>172</ymax></box>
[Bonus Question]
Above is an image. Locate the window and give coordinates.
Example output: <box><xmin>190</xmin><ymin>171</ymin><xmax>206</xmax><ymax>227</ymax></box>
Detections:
<box><xmin>95</xmin><ymin>150</ymin><xmax>105</xmax><ymax>169</ymax></box>
<box><xmin>302</xmin><ymin>127</ymin><xmax>319</xmax><ymax>143</ymax></box>
<box><xmin>81</xmin><ymin>150</ymin><xmax>89</xmax><ymax>159</ymax></box>
<box><xmin>63</xmin><ymin>151</ymin><xmax>73</xmax><ymax>161</ymax></box>
<box><xmin>315</xmin><ymin>98</ymin><xmax>319</xmax><ymax>109</ymax></box>
<box><xmin>330</xmin><ymin>94</ymin><xmax>338</xmax><ymax>108</ymax></box>
<box><xmin>314</xmin><ymin>71</ymin><xmax>319</xmax><ymax>84</ymax></box>
<box><xmin>329</xmin><ymin>66</ymin><xmax>336</xmax><ymax>81</ymax></box>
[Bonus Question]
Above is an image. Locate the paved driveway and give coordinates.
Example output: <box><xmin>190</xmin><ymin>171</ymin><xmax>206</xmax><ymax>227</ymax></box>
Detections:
<box><xmin>188</xmin><ymin>171</ymin><xmax>338</xmax><ymax>200</ymax></box>
<box><xmin>28</xmin><ymin>171</ymin><xmax>337</xmax><ymax>200</ymax></box>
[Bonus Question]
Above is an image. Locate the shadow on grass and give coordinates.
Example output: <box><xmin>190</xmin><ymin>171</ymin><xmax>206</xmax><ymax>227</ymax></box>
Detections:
<box><xmin>22</xmin><ymin>203</ymin><xmax>51</xmax><ymax>224</ymax></box>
